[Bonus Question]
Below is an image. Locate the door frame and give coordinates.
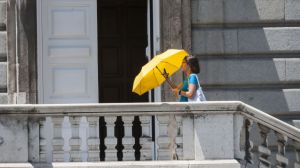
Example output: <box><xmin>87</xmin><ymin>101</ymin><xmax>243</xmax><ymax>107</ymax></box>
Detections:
<box><xmin>37</xmin><ymin>0</ymin><xmax>161</xmax><ymax>103</ymax></box>
<box><xmin>148</xmin><ymin>0</ymin><xmax>161</xmax><ymax>102</ymax></box>
<box><xmin>37</xmin><ymin>0</ymin><xmax>43</xmax><ymax>103</ymax></box>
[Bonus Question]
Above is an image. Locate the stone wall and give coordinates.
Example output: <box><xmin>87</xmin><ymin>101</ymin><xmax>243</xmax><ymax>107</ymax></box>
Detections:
<box><xmin>0</xmin><ymin>0</ymin><xmax>7</xmax><ymax>104</ymax></box>
<box><xmin>191</xmin><ymin>0</ymin><xmax>300</xmax><ymax>115</ymax></box>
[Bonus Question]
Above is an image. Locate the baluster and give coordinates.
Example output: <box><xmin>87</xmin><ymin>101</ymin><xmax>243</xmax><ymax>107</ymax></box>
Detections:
<box><xmin>168</xmin><ymin>114</ymin><xmax>178</xmax><ymax>160</ymax></box>
<box><xmin>258</xmin><ymin>124</ymin><xmax>271</xmax><ymax>168</ymax></box>
<box><xmin>87</xmin><ymin>117</ymin><xmax>100</xmax><ymax>161</ymax></box>
<box><xmin>139</xmin><ymin>116</ymin><xmax>152</xmax><ymax>160</ymax></box>
<box><xmin>69</xmin><ymin>117</ymin><xmax>82</xmax><ymax>162</ymax></box>
<box><xmin>105</xmin><ymin>116</ymin><xmax>117</xmax><ymax>161</ymax></box>
<box><xmin>39</xmin><ymin>118</ymin><xmax>47</xmax><ymax>162</ymax></box>
<box><xmin>244</xmin><ymin>119</ymin><xmax>254</xmax><ymax>164</ymax></box>
<box><xmin>157</xmin><ymin>115</ymin><xmax>170</xmax><ymax>160</ymax></box>
<box><xmin>275</xmin><ymin>132</ymin><xmax>288</xmax><ymax>168</ymax></box>
<box><xmin>122</xmin><ymin>116</ymin><xmax>135</xmax><ymax>161</ymax></box>
<box><xmin>175</xmin><ymin>115</ymin><xmax>183</xmax><ymax>160</ymax></box>
<box><xmin>294</xmin><ymin>141</ymin><xmax>300</xmax><ymax>168</ymax></box>
<box><xmin>52</xmin><ymin>117</ymin><xmax>64</xmax><ymax>162</ymax></box>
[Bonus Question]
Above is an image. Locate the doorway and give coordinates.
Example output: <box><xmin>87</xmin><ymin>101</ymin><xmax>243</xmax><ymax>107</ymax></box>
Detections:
<box><xmin>98</xmin><ymin>0</ymin><xmax>148</xmax><ymax>103</ymax></box>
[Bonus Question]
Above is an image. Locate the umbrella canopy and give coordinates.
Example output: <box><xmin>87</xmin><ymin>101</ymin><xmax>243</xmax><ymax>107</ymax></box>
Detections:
<box><xmin>132</xmin><ymin>49</ymin><xmax>188</xmax><ymax>95</ymax></box>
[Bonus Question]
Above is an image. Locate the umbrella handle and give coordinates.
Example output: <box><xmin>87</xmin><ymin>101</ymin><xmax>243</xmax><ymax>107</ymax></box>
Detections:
<box><xmin>163</xmin><ymin>69</ymin><xmax>176</xmax><ymax>89</ymax></box>
<box><xmin>165</xmin><ymin>78</ymin><xmax>176</xmax><ymax>89</ymax></box>
<box><xmin>156</xmin><ymin>66</ymin><xmax>176</xmax><ymax>89</ymax></box>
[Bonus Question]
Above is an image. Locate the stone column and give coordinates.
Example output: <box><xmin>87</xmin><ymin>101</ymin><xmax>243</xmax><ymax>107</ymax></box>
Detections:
<box><xmin>275</xmin><ymin>132</ymin><xmax>288</xmax><ymax>168</ymax></box>
<box><xmin>105</xmin><ymin>116</ymin><xmax>117</xmax><ymax>161</ymax></box>
<box><xmin>69</xmin><ymin>117</ymin><xmax>82</xmax><ymax>162</ymax></box>
<box><xmin>87</xmin><ymin>117</ymin><xmax>100</xmax><ymax>161</ymax></box>
<box><xmin>160</xmin><ymin>0</ymin><xmax>191</xmax><ymax>101</ymax></box>
<box><xmin>294</xmin><ymin>141</ymin><xmax>300</xmax><ymax>168</ymax></box>
<box><xmin>175</xmin><ymin>115</ymin><xmax>183</xmax><ymax>160</ymax></box>
<box><xmin>52</xmin><ymin>117</ymin><xmax>64</xmax><ymax>162</ymax></box>
<box><xmin>258</xmin><ymin>124</ymin><xmax>271</xmax><ymax>168</ymax></box>
<box><xmin>39</xmin><ymin>118</ymin><xmax>47</xmax><ymax>162</ymax></box>
<box><xmin>122</xmin><ymin>116</ymin><xmax>135</xmax><ymax>161</ymax></box>
<box><xmin>140</xmin><ymin>116</ymin><xmax>152</xmax><ymax>160</ymax></box>
<box><xmin>157</xmin><ymin>115</ymin><xmax>170</xmax><ymax>160</ymax></box>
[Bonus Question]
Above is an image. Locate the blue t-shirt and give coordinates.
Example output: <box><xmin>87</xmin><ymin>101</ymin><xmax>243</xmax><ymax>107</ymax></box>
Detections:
<box><xmin>188</xmin><ymin>74</ymin><xmax>198</xmax><ymax>87</ymax></box>
<box><xmin>179</xmin><ymin>78</ymin><xmax>188</xmax><ymax>102</ymax></box>
<box><xmin>179</xmin><ymin>74</ymin><xmax>199</xmax><ymax>102</ymax></box>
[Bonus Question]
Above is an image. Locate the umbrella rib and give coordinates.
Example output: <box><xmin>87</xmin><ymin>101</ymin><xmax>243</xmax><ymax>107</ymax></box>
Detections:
<box><xmin>153</xmin><ymin>68</ymin><xmax>160</xmax><ymax>86</ymax></box>
<box><xmin>160</xmin><ymin>61</ymin><xmax>180</xmax><ymax>69</ymax></box>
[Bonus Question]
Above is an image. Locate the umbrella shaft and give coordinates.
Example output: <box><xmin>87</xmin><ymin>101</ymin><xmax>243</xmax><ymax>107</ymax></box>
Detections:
<box><xmin>166</xmin><ymin>78</ymin><xmax>176</xmax><ymax>89</ymax></box>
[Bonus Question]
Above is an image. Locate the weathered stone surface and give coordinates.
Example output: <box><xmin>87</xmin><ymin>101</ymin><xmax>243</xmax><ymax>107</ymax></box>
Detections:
<box><xmin>238</xmin><ymin>28</ymin><xmax>300</xmax><ymax>54</ymax></box>
<box><xmin>192</xmin><ymin>29</ymin><xmax>238</xmax><ymax>54</ymax></box>
<box><xmin>0</xmin><ymin>93</ymin><xmax>7</xmax><ymax>104</ymax></box>
<box><xmin>199</xmin><ymin>58</ymin><xmax>288</xmax><ymax>85</ymax></box>
<box><xmin>192</xmin><ymin>28</ymin><xmax>300</xmax><ymax>55</ymax></box>
<box><xmin>192</xmin><ymin>0</ymin><xmax>284</xmax><ymax>24</ymax></box>
<box><xmin>286</xmin><ymin>59</ymin><xmax>300</xmax><ymax>82</ymax></box>
<box><xmin>0</xmin><ymin>62</ymin><xmax>6</xmax><ymax>89</ymax></box>
<box><xmin>225</xmin><ymin>0</ymin><xmax>284</xmax><ymax>23</ymax></box>
<box><xmin>0</xmin><ymin>1</ymin><xmax>6</xmax><ymax>28</ymax></box>
<box><xmin>205</xmin><ymin>89</ymin><xmax>300</xmax><ymax>113</ymax></box>
<box><xmin>194</xmin><ymin>114</ymin><xmax>234</xmax><ymax>160</ymax></box>
<box><xmin>285</xmin><ymin>0</ymin><xmax>300</xmax><ymax>21</ymax></box>
<box><xmin>0</xmin><ymin>163</ymin><xmax>33</xmax><ymax>168</ymax></box>
<box><xmin>0</xmin><ymin>117</ymin><xmax>28</xmax><ymax>162</ymax></box>
<box><xmin>0</xmin><ymin>32</ymin><xmax>6</xmax><ymax>57</ymax></box>
<box><xmin>191</xmin><ymin>0</ymin><xmax>224</xmax><ymax>24</ymax></box>
<box><xmin>50</xmin><ymin>160</ymin><xmax>240</xmax><ymax>168</ymax></box>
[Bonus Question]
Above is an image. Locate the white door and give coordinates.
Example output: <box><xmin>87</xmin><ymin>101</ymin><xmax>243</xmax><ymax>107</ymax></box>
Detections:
<box><xmin>38</xmin><ymin>0</ymin><xmax>98</xmax><ymax>103</ymax></box>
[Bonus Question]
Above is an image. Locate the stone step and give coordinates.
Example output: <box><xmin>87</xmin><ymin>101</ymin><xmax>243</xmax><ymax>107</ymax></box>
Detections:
<box><xmin>0</xmin><ymin>163</ymin><xmax>33</xmax><ymax>168</ymax></box>
<box><xmin>31</xmin><ymin>160</ymin><xmax>240</xmax><ymax>168</ymax></box>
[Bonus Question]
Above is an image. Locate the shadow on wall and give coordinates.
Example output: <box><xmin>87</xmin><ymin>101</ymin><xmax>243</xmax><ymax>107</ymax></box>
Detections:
<box><xmin>191</xmin><ymin>0</ymin><xmax>300</xmax><ymax>115</ymax></box>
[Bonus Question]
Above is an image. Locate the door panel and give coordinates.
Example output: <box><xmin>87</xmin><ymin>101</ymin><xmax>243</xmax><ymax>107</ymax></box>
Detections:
<box><xmin>41</xmin><ymin>0</ymin><xmax>98</xmax><ymax>103</ymax></box>
<box><xmin>99</xmin><ymin>0</ymin><xmax>148</xmax><ymax>102</ymax></box>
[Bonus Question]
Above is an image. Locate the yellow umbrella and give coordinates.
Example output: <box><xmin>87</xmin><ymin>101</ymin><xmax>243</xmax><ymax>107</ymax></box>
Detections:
<box><xmin>132</xmin><ymin>49</ymin><xmax>188</xmax><ymax>95</ymax></box>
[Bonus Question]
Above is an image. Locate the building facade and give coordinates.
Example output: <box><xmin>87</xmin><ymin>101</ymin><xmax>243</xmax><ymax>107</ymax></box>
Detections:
<box><xmin>0</xmin><ymin>0</ymin><xmax>300</xmax><ymax>119</ymax></box>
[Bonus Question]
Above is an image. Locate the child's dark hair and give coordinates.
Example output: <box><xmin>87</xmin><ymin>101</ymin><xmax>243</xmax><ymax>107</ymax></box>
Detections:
<box><xmin>186</xmin><ymin>56</ymin><xmax>200</xmax><ymax>74</ymax></box>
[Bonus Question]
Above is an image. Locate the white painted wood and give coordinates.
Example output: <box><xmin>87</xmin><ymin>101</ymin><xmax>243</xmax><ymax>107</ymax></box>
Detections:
<box><xmin>147</xmin><ymin>0</ymin><xmax>161</xmax><ymax>102</ymax></box>
<box><xmin>38</xmin><ymin>0</ymin><xmax>98</xmax><ymax>103</ymax></box>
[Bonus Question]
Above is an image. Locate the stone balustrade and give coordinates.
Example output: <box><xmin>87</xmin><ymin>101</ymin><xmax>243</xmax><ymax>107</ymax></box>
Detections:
<box><xmin>0</xmin><ymin>102</ymin><xmax>299</xmax><ymax>168</ymax></box>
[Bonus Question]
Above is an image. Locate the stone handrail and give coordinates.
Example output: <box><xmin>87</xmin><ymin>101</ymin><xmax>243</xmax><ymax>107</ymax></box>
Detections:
<box><xmin>0</xmin><ymin>101</ymin><xmax>299</xmax><ymax>167</ymax></box>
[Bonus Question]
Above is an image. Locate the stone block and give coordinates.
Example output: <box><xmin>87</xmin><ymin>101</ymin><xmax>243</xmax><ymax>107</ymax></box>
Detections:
<box><xmin>194</xmin><ymin>114</ymin><xmax>234</xmax><ymax>159</ymax></box>
<box><xmin>225</xmin><ymin>0</ymin><xmax>284</xmax><ymax>23</ymax></box>
<box><xmin>191</xmin><ymin>0</ymin><xmax>284</xmax><ymax>24</ymax></box>
<box><xmin>0</xmin><ymin>117</ymin><xmax>28</xmax><ymax>162</ymax></box>
<box><xmin>191</xmin><ymin>0</ymin><xmax>224</xmax><ymax>24</ymax></box>
<box><xmin>199</xmin><ymin>58</ymin><xmax>287</xmax><ymax>85</ymax></box>
<box><xmin>0</xmin><ymin>93</ymin><xmax>7</xmax><ymax>104</ymax></box>
<box><xmin>286</xmin><ymin>59</ymin><xmax>300</xmax><ymax>82</ymax></box>
<box><xmin>0</xmin><ymin>1</ymin><xmax>6</xmax><ymax>28</ymax></box>
<box><xmin>285</xmin><ymin>0</ymin><xmax>300</xmax><ymax>21</ymax></box>
<box><xmin>204</xmin><ymin>89</ymin><xmax>300</xmax><ymax>114</ymax></box>
<box><xmin>193</xmin><ymin>27</ymin><xmax>300</xmax><ymax>55</ymax></box>
<box><xmin>238</xmin><ymin>28</ymin><xmax>300</xmax><ymax>54</ymax></box>
<box><xmin>192</xmin><ymin>29</ymin><xmax>238</xmax><ymax>55</ymax></box>
<box><xmin>0</xmin><ymin>62</ymin><xmax>6</xmax><ymax>89</ymax></box>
